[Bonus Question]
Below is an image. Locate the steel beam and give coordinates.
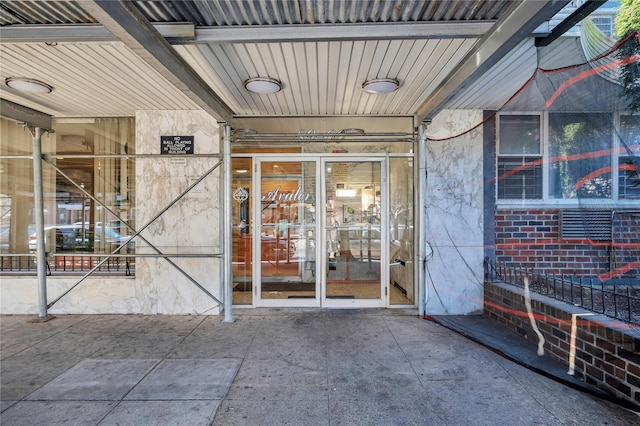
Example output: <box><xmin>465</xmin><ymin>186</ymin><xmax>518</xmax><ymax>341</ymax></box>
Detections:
<box><xmin>82</xmin><ymin>1</ymin><xmax>235</xmax><ymax>124</ymax></box>
<box><xmin>415</xmin><ymin>0</ymin><xmax>570</xmax><ymax>122</ymax></box>
<box><xmin>0</xmin><ymin>22</ymin><xmax>195</xmax><ymax>44</ymax></box>
<box><xmin>190</xmin><ymin>21</ymin><xmax>494</xmax><ymax>44</ymax></box>
<box><xmin>0</xmin><ymin>21</ymin><xmax>493</xmax><ymax>44</ymax></box>
<box><xmin>0</xmin><ymin>99</ymin><xmax>52</xmax><ymax>131</ymax></box>
<box><xmin>536</xmin><ymin>0</ymin><xmax>607</xmax><ymax>47</ymax></box>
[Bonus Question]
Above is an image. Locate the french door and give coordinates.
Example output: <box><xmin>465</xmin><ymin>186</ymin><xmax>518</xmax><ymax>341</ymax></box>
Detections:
<box><xmin>235</xmin><ymin>156</ymin><xmax>386</xmax><ymax>308</ymax></box>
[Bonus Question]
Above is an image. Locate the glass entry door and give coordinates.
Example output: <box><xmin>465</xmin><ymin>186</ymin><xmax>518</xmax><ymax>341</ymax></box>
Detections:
<box><xmin>246</xmin><ymin>157</ymin><xmax>387</xmax><ymax>308</ymax></box>
<box><xmin>322</xmin><ymin>159</ymin><xmax>386</xmax><ymax>308</ymax></box>
<box><xmin>254</xmin><ymin>159</ymin><xmax>319</xmax><ymax>307</ymax></box>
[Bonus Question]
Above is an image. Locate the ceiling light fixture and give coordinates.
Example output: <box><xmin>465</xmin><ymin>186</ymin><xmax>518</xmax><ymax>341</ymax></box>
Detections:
<box><xmin>5</xmin><ymin>77</ymin><xmax>54</xmax><ymax>94</ymax></box>
<box><xmin>244</xmin><ymin>77</ymin><xmax>282</xmax><ymax>94</ymax></box>
<box><xmin>362</xmin><ymin>78</ymin><xmax>399</xmax><ymax>94</ymax></box>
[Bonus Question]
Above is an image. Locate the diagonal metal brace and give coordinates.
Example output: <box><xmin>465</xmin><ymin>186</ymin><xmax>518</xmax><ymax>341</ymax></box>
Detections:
<box><xmin>43</xmin><ymin>157</ymin><xmax>224</xmax><ymax>309</ymax></box>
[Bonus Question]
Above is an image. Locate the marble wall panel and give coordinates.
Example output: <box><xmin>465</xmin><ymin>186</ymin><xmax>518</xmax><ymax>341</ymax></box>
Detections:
<box><xmin>135</xmin><ymin>110</ymin><xmax>221</xmax><ymax>314</ymax></box>
<box><xmin>0</xmin><ymin>277</ymin><xmax>141</xmax><ymax>314</ymax></box>
<box><xmin>424</xmin><ymin>110</ymin><xmax>485</xmax><ymax>315</ymax></box>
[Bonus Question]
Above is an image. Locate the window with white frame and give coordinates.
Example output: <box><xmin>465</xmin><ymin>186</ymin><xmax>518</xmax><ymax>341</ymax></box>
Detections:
<box><xmin>619</xmin><ymin>115</ymin><xmax>640</xmax><ymax>199</ymax></box>
<box><xmin>590</xmin><ymin>16</ymin><xmax>614</xmax><ymax>37</ymax></box>
<box><xmin>497</xmin><ymin>112</ymin><xmax>639</xmax><ymax>203</ymax></box>
<box><xmin>548</xmin><ymin>113</ymin><xmax>612</xmax><ymax>200</ymax></box>
<box><xmin>497</xmin><ymin>114</ymin><xmax>543</xmax><ymax>200</ymax></box>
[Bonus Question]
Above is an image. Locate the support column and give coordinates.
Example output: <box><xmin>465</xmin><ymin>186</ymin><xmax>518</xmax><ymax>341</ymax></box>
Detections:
<box><xmin>417</xmin><ymin>124</ymin><xmax>427</xmax><ymax>317</ymax></box>
<box><xmin>32</xmin><ymin>126</ymin><xmax>53</xmax><ymax>321</ymax></box>
<box><xmin>222</xmin><ymin>124</ymin><xmax>234</xmax><ymax>323</ymax></box>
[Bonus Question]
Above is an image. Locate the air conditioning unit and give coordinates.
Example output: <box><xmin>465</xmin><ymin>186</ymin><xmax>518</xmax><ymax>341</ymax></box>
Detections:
<box><xmin>559</xmin><ymin>209</ymin><xmax>612</xmax><ymax>241</ymax></box>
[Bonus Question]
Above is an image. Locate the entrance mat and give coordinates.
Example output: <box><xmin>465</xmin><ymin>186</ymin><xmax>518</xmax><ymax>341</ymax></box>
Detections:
<box><xmin>262</xmin><ymin>282</ymin><xmax>315</xmax><ymax>292</ymax></box>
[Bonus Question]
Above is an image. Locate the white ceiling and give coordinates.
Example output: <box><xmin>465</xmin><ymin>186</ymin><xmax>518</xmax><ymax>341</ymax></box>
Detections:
<box><xmin>0</xmin><ymin>42</ymin><xmax>201</xmax><ymax>117</ymax></box>
<box><xmin>0</xmin><ymin>0</ymin><xmax>576</xmax><ymax>130</ymax></box>
<box><xmin>174</xmin><ymin>38</ymin><xmax>478</xmax><ymax>117</ymax></box>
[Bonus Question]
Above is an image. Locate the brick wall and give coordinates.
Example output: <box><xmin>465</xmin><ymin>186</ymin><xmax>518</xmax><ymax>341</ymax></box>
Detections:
<box><xmin>495</xmin><ymin>208</ymin><xmax>639</xmax><ymax>278</ymax></box>
<box><xmin>485</xmin><ymin>281</ymin><xmax>640</xmax><ymax>408</ymax></box>
<box><xmin>610</xmin><ymin>211</ymin><xmax>640</xmax><ymax>279</ymax></box>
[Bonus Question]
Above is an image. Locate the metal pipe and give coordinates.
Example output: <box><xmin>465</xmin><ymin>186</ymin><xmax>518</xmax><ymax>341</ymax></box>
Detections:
<box><xmin>233</xmin><ymin>132</ymin><xmax>413</xmax><ymax>137</ymax></box>
<box><xmin>223</xmin><ymin>124</ymin><xmax>234</xmax><ymax>323</ymax></box>
<box><xmin>233</xmin><ymin>138</ymin><xmax>414</xmax><ymax>144</ymax></box>
<box><xmin>0</xmin><ymin>154</ymin><xmax>221</xmax><ymax>160</ymax></box>
<box><xmin>42</xmin><ymin>153</ymin><xmax>222</xmax><ymax>159</ymax></box>
<box><xmin>417</xmin><ymin>124</ymin><xmax>427</xmax><ymax>317</ymax></box>
<box><xmin>0</xmin><ymin>253</ymin><xmax>223</xmax><ymax>258</ymax></box>
<box><xmin>31</xmin><ymin>127</ymin><xmax>51</xmax><ymax>321</ymax></box>
<box><xmin>44</xmin><ymin>157</ymin><xmax>224</xmax><ymax>309</ymax></box>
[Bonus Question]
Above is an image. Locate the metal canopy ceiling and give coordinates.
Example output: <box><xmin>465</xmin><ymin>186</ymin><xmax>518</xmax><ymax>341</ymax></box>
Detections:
<box><xmin>0</xmin><ymin>0</ymin><xmax>572</xmax><ymax>128</ymax></box>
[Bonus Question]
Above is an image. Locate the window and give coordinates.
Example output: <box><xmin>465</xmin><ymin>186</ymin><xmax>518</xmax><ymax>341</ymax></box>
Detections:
<box><xmin>497</xmin><ymin>112</ymin><xmax>638</xmax><ymax>204</ymax></box>
<box><xmin>497</xmin><ymin>115</ymin><xmax>543</xmax><ymax>199</ymax></box>
<box><xmin>0</xmin><ymin>117</ymin><xmax>135</xmax><ymax>257</ymax></box>
<box><xmin>548</xmin><ymin>113</ymin><xmax>612</xmax><ymax>199</ymax></box>
<box><xmin>619</xmin><ymin>115</ymin><xmax>640</xmax><ymax>199</ymax></box>
<box><xmin>590</xmin><ymin>16</ymin><xmax>614</xmax><ymax>38</ymax></box>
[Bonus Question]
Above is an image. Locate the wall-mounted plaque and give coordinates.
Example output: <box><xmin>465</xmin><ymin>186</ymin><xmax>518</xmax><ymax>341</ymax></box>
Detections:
<box><xmin>161</xmin><ymin>135</ymin><xmax>194</xmax><ymax>154</ymax></box>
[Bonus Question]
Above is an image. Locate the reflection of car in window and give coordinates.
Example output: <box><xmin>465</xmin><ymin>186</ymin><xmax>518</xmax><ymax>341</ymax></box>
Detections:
<box><xmin>28</xmin><ymin>226</ymin><xmax>78</xmax><ymax>251</ymax></box>
<box><xmin>28</xmin><ymin>224</ymin><xmax>135</xmax><ymax>252</ymax></box>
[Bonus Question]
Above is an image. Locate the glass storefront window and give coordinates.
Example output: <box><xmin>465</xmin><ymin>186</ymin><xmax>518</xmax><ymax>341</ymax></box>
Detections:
<box><xmin>0</xmin><ymin>117</ymin><xmax>135</xmax><ymax>262</ymax></box>
<box><xmin>231</xmin><ymin>157</ymin><xmax>253</xmax><ymax>305</ymax></box>
<box><xmin>389</xmin><ymin>157</ymin><xmax>414</xmax><ymax>305</ymax></box>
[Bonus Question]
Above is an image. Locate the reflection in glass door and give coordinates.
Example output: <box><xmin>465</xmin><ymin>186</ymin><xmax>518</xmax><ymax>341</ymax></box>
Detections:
<box><xmin>256</xmin><ymin>160</ymin><xmax>318</xmax><ymax>306</ymax></box>
<box><xmin>323</xmin><ymin>160</ymin><xmax>385</xmax><ymax>307</ymax></box>
<box><xmin>232</xmin><ymin>155</ymin><xmax>411</xmax><ymax>308</ymax></box>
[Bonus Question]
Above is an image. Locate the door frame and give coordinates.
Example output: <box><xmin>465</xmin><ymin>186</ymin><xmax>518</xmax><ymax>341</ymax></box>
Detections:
<box><xmin>320</xmin><ymin>157</ymin><xmax>388</xmax><ymax>308</ymax></box>
<box><xmin>250</xmin><ymin>154</ymin><xmax>390</xmax><ymax>308</ymax></box>
<box><xmin>253</xmin><ymin>156</ymin><xmax>321</xmax><ymax>308</ymax></box>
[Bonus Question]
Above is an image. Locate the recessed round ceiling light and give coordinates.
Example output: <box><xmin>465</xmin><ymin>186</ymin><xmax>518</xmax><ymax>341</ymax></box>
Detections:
<box><xmin>233</xmin><ymin>128</ymin><xmax>257</xmax><ymax>135</ymax></box>
<box><xmin>5</xmin><ymin>77</ymin><xmax>54</xmax><ymax>94</ymax></box>
<box><xmin>340</xmin><ymin>128</ymin><xmax>365</xmax><ymax>134</ymax></box>
<box><xmin>362</xmin><ymin>78</ymin><xmax>399</xmax><ymax>94</ymax></box>
<box><xmin>244</xmin><ymin>77</ymin><xmax>282</xmax><ymax>94</ymax></box>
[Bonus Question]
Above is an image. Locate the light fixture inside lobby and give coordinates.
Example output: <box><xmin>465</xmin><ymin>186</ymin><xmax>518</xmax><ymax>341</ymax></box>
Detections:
<box><xmin>244</xmin><ymin>77</ymin><xmax>282</xmax><ymax>94</ymax></box>
<box><xmin>362</xmin><ymin>78</ymin><xmax>399</xmax><ymax>94</ymax></box>
<box><xmin>5</xmin><ymin>77</ymin><xmax>53</xmax><ymax>94</ymax></box>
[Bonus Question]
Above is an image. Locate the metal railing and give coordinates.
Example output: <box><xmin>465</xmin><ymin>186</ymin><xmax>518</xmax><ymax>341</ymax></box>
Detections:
<box><xmin>485</xmin><ymin>258</ymin><xmax>640</xmax><ymax>325</ymax></box>
<box><xmin>0</xmin><ymin>254</ymin><xmax>134</xmax><ymax>275</ymax></box>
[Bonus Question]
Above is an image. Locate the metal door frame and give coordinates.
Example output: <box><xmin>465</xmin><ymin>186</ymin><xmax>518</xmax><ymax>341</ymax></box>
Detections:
<box><xmin>248</xmin><ymin>154</ymin><xmax>390</xmax><ymax>308</ymax></box>
<box><xmin>253</xmin><ymin>155</ymin><xmax>321</xmax><ymax>308</ymax></box>
<box><xmin>320</xmin><ymin>156</ymin><xmax>388</xmax><ymax>308</ymax></box>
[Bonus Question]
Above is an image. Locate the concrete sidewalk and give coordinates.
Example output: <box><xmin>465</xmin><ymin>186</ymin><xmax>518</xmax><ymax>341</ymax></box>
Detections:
<box><xmin>1</xmin><ymin>309</ymin><xmax>638</xmax><ymax>425</ymax></box>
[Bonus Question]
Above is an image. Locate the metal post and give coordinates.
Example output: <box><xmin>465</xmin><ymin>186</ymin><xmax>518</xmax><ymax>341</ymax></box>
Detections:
<box><xmin>32</xmin><ymin>127</ymin><xmax>53</xmax><ymax>321</ymax></box>
<box><xmin>222</xmin><ymin>124</ymin><xmax>234</xmax><ymax>322</ymax></box>
<box><xmin>417</xmin><ymin>124</ymin><xmax>427</xmax><ymax>317</ymax></box>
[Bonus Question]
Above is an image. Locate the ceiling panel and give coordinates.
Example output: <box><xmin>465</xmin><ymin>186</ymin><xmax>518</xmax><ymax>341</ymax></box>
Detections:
<box><xmin>174</xmin><ymin>37</ymin><xmax>479</xmax><ymax>116</ymax></box>
<box><xmin>0</xmin><ymin>42</ymin><xmax>200</xmax><ymax>117</ymax></box>
<box><xmin>0</xmin><ymin>1</ymin><xmax>585</xmax><ymax>122</ymax></box>
<box><xmin>134</xmin><ymin>0</ymin><xmax>511</xmax><ymax>26</ymax></box>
